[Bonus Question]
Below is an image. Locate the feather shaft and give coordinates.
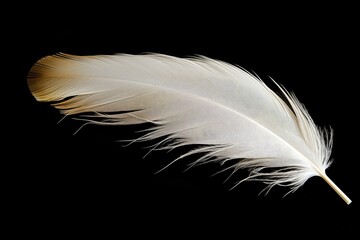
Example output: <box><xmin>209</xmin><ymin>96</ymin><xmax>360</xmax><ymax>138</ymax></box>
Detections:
<box><xmin>322</xmin><ymin>174</ymin><xmax>351</xmax><ymax>204</ymax></box>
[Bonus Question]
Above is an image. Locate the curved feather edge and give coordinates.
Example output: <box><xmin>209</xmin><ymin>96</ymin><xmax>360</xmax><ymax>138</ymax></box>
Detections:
<box><xmin>27</xmin><ymin>53</ymin><xmax>351</xmax><ymax>204</ymax></box>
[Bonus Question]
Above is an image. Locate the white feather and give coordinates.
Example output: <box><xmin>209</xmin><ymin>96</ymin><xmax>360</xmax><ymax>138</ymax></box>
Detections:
<box><xmin>27</xmin><ymin>53</ymin><xmax>351</xmax><ymax>204</ymax></box>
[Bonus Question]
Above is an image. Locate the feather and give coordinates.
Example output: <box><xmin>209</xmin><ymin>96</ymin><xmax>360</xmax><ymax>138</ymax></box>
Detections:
<box><xmin>27</xmin><ymin>53</ymin><xmax>351</xmax><ymax>204</ymax></box>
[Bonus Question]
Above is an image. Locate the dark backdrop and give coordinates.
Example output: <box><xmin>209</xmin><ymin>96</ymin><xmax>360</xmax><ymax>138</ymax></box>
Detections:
<box><xmin>10</xmin><ymin>3</ymin><xmax>358</xmax><ymax>238</ymax></box>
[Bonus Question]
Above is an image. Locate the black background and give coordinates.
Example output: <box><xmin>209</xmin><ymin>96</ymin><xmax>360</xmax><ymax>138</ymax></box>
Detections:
<box><xmin>9</xmin><ymin>3</ymin><xmax>358</xmax><ymax>238</ymax></box>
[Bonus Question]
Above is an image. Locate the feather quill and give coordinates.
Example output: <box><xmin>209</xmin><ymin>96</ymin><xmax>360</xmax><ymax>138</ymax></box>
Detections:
<box><xmin>27</xmin><ymin>53</ymin><xmax>351</xmax><ymax>204</ymax></box>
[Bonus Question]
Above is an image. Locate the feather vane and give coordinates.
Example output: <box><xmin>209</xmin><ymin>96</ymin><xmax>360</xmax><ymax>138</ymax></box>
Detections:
<box><xmin>27</xmin><ymin>53</ymin><xmax>351</xmax><ymax>204</ymax></box>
